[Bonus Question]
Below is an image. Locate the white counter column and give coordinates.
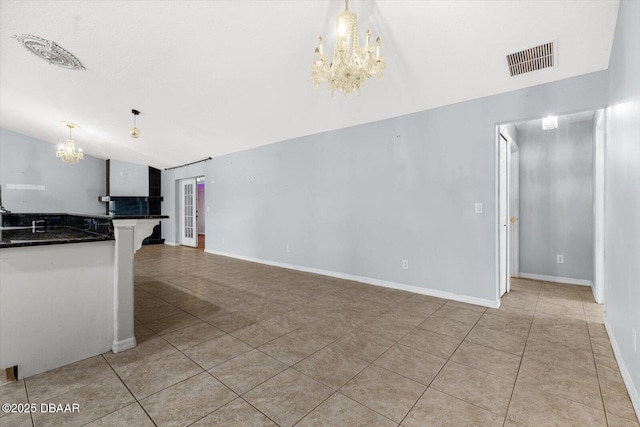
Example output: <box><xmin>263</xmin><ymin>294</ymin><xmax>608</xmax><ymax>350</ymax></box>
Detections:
<box><xmin>111</xmin><ymin>219</ymin><xmax>160</xmax><ymax>353</ymax></box>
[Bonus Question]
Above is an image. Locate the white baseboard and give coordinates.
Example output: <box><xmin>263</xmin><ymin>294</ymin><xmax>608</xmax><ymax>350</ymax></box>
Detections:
<box><xmin>205</xmin><ymin>249</ymin><xmax>500</xmax><ymax>309</ymax></box>
<box><xmin>604</xmin><ymin>316</ymin><xmax>640</xmax><ymax>421</ymax></box>
<box><xmin>164</xmin><ymin>241</ymin><xmax>179</xmax><ymax>246</ymax></box>
<box><xmin>112</xmin><ymin>337</ymin><xmax>136</xmax><ymax>353</ymax></box>
<box><xmin>518</xmin><ymin>272</ymin><xmax>592</xmax><ymax>287</ymax></box>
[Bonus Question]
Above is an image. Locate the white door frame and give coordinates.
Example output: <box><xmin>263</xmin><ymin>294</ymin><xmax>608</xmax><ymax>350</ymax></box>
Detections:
<box><xmin>495</xmin><ymin>126</ymin><xmax>501</xmax><ymax>301</ymax></box>
<box><xmin>593</xmin><ymin>109</ymin><xmax>606</xmax><ymax>304</ymax></box>
<box><xmin>509</xmin><ymin>140</ymin><xmax>520</xmax><ymax>278</ymax></box>
<box><xmin>180</xmin><ymin>178</ymin><xmax>197</xmax><ymax>247</ymax></box>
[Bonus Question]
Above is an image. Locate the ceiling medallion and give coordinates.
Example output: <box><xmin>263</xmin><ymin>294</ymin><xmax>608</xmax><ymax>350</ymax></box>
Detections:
<box><xmin>12</xmin><ymin>34</ymin><xmax>85</xmax><ymax>70</ymax></box>
<box><xmin>312</xmin><ymin>0</ymin><xmax>385</xmax><ymax>96</ymax></box>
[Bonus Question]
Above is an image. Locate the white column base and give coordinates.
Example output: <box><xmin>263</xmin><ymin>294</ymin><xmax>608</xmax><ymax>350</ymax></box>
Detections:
<box><xmin>112</xmin><ymin>337</ymin><xmax>137</xmax><ymax>353</ymax></box>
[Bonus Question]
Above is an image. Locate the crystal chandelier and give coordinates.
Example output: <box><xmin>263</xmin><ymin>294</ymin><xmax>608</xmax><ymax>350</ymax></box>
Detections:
<box><xmin>56</xmin><ymin>123</ymin><xmax>83</xmax><ymax>164</ymax></box>
<box><xmin>312</xmin><ymin>0</ymin><xmax>386</xmax><ymax>96</ymax></box>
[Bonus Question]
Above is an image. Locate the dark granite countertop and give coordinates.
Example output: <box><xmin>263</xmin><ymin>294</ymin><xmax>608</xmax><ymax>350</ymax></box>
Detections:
<box><xmin>0</xmin><ymin>226</ymin><xmax>115</xmax><ymax>248</ymax></box>
<box><xmin>0</xmin><ymin>213</ymin><xmax>115</xmax><ymax>248</ymax></box>
<box><xmin>0</xmin><ymin>213</ymin><xmax>166</xmax><ymax>248</ymax></box>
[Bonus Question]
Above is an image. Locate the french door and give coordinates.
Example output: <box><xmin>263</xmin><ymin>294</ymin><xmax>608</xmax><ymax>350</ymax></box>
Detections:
<box><xmin>181</xmin><ymin>178</ymin><xmax>197</xmax><ymax>247</ymax></box>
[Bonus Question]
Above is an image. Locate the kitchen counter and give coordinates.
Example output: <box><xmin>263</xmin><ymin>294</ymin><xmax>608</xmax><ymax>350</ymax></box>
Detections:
<box><xmin>0</xmin><ymin>212</ymin><xmax>166</xmax><ymax>378</ymax></box>
<box><xmin>0</xmin><ymin>213</ymin><xmax>166</xmax><ymax>248</ymax></box>
<box><xmin>0</xmin><ymin>213</ymin><xmax>113</xmax><ymax>248</ymax></box>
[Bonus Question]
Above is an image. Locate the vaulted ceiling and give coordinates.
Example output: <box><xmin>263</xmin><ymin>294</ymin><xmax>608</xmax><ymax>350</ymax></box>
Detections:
<box><xmin>0</xmin><ymin>0</ymin><xmax>619</xmax><ymax>168</ymax></box>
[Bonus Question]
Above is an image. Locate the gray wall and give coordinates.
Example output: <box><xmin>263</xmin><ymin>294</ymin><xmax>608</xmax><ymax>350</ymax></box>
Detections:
<box><xmin>162</xmin><ymin>70</ymin><xmax>609</xmax><ymax>304</ymax></box>
<box><xmin>109</xmin><ymin>159</ymin><xmax>149</xmax><ymax>196</ymax></box>
<box><xmin>604</xmin><ymin>0</ymin><xmax>640</xmax><ymax>414</ymax></box>
<box><xmin>518</xmin><ymin>120</ymin><xmax>594</xmax><ymax>281</ymax></box>
<box><xmin>0</xmin><ymin>128</ymin><xmax>105</xmax><ymax>214</ymax></box>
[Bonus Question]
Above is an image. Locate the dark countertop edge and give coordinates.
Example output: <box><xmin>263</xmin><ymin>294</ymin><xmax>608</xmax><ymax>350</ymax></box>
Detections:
<box><xmin>110</xmin><ymin>215</ymin><xmax>169</xmax><ymax>219</ymax></box>
<box><xmin>0</xmin><ymin>235</ymin><xmax>115</xmax><ymax>249</ymax></box>
<box><xmin>2</xmin><ymin>213</ymin><xmax>168</xmax><ymax>220</ymax></box>
<box><xmin>1</xmin><ymin>212</ymin><xmax>111</xmax><ymax>219</ymax></box>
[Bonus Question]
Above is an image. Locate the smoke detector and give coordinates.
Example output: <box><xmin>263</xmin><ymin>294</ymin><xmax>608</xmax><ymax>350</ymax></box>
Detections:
<box><xmin>129</xmin><ymin>109</ymin><xmax>141</xmax><ymax>138</ymax></box>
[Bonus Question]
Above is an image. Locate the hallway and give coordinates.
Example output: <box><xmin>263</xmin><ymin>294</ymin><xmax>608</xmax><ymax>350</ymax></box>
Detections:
<box><xmin>1</xmin><ymin>244</ymin><xmax>637</xmax><ymax>426</ymax></box>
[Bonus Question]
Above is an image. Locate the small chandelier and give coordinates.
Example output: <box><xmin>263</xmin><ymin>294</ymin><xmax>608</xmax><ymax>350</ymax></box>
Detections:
<box><xmin>56</xmin><ymin>123</ymin><xmax>83</xmax><ymax>164</ymax></box>
<box><xmin>312</xmin><ymin>0</ymin><xmax>386</xmax><ymax>96</ymax></box>
<box><xmin>129</xmin><ymin>109</ymin><xmax>141</xmax><ymax>138</ymax></box>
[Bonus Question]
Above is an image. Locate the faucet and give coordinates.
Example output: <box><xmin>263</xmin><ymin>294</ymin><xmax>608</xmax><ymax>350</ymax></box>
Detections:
<box><xmin>0</xmin><ymin>185</ymin><xmax>10</xmax><ymax>214</ymax></box>
<box><xmin>32</xmin><ymin>220</ymin><xmax>45</xmax><ymax>233</ymax></box>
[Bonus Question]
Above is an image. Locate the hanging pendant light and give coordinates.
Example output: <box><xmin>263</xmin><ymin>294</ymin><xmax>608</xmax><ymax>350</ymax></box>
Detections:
<box><xmin>312</xmin><ymin>0</ymin><xmax>386</xmax><ymax>96</ymax></box>
<box><xmin>56</xmin><ymin>123</ymin><xmax>83</xmax><ymax>164</ymax></box>
<box><xmin>129</xmin><ymin>109</ymin><xmax>141</xmax><ymax>138</ymax></box>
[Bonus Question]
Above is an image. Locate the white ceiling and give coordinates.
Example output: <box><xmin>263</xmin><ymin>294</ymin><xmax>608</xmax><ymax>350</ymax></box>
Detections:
<box><xmin>0</xmin><ymin>0</ymin><xmax>619</xmax><ymax>169</ymax></box>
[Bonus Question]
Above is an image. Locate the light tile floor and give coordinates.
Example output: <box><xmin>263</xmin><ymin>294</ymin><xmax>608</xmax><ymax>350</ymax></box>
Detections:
<box><xmin>1</xmin><ymin>245</ymin><xmax>638</xmax><ymax>426</ymax></box>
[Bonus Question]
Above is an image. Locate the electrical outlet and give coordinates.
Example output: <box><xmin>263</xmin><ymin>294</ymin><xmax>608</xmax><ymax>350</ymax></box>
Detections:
<box><xmin>206</xmin><ymin>206</ymin><xmax>210</xmax><ymax>213</ymax></box>
<box><xmin>402</xmin><ymin>260</ymin><xmax>409</xmax><ymax>270</ymax></box>
<box><xmin>475</xmin><ymin>203</ymin><xmax>483</xmax><ymax>214</ymax></box>
<box><xmin>221</xmin><ymin>237</ymin><xmax>224</xmax><ymax>244</ymax></box>
<box><xmin>633</xmin><ymin>328</ymin><xmax>637</xmax><ymax>353</ymax></box>
<box><xmin>557</xmin><ymin>255</ymin><xmax>564</xmax><ymax>264</ymax></box>
<box><xmin>286</xmin><ymin>244</ymin><xmax>290</xmax><ymax>253</ymax></box>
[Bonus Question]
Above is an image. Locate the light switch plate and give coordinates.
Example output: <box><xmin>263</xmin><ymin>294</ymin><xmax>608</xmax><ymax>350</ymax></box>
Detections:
<box><xmin>475</xmin><ymin>203</ymin><xmax>483</xmax><ymax>214</ymax></box>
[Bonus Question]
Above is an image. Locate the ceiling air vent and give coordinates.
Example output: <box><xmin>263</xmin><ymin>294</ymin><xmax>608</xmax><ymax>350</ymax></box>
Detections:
<box><xmin>506</xmin><ymin>42</ymin><xmax>555</xmax><ymax>77</ymax></box>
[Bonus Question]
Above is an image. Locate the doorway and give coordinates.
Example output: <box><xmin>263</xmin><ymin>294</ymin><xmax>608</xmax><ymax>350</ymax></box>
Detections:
<box><xmin>496</xmin><ymin>110</ymin><xmax>604</xmax><ymax>303</ymax></box>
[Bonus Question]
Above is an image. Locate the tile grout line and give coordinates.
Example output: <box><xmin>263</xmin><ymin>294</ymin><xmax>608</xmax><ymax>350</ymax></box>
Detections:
<box><xmin>98</xmin><ymin>353</ymin><xmax>159</xmax><ymax>427</ymax></box>
<box><xmin>499</xmin><ymin>281</ymin><xmax>542</xmax><ymax>427</ymax></box>
<box><xmin>399</xmin><ymin>304</ymin><xmax>490</xmax><ymax>426</ymax></box>
<box><xmin>582</xmin><ymin>289</ymin><xmax>612</xmax><ymax>426</ymax></box>
<box><xmin>22</xmin><ymin>376</ymin><xmax>35</xmax><ymax>427</ymax></box>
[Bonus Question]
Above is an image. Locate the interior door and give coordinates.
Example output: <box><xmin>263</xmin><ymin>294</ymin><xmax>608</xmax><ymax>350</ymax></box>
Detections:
<box><xmin>181</xmin><ymin>178</ymin><xmax>197</xmax><ymax>247</ymax></box>
<box><xmin>499</xmin><ymin>133</ymin><xmax>510</xmax><ymax>296</ymax></box>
